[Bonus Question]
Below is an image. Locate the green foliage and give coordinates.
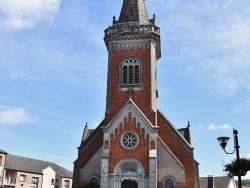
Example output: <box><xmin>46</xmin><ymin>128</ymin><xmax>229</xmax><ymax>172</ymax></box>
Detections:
<box><xmin>242</xmin><ymin>179</ymin><xmax>250</xmax><ymax>186</ymax></box>
<box><xmin>224</xmin><ymin>157</ymin><xmax>250</xmax><ymax>176</ymax></box>
<box><xmin>235</xmin><ymin>179</ymin><xmax>250</xmax><ymax>186</ymax></box>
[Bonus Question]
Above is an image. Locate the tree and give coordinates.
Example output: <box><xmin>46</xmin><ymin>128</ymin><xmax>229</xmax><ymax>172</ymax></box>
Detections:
<box><xmin>235</xmin><ymin>179</ymin><xmax>250</xmax><ymax>186</ymax></box>
<box><xmin>224</xmin><ymin>157</ymin><xmax>250</xmax><ymax>176</ymax></box>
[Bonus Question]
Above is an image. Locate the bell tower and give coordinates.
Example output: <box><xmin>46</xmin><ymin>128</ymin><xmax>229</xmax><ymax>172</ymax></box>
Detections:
<box><xmin>74</xmin><ymin>1</ymin><xmax>200</xmax><ymax>188</ymax></box>
<box><xmin>104</xmin><ymin>0</ymin><xmax>161</xmax><ymax>125</ymax></box>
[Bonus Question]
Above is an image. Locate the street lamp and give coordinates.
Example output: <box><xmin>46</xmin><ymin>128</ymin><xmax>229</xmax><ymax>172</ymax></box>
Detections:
<box><xmin>217</xmin><ymin>129</ymin><xmax>242</xmax><ymax>188</ymax></box>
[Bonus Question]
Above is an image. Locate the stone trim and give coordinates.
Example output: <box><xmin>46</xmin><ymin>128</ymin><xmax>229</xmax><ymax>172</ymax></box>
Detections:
<box><xmin>103</xmin><ymin>99</ymin><xmax>159</xmax><ymax>146</ymax></box>
<box><xmin>149</xmin><ymin>157</ymin><xmax>157</xmax><ymax>188</ymax></box>
<box><xmin>108</xmin><ymin>40</ymin><xmax>152</xmax><ymax>51</ymax></box>
<box><xmin>100</xmin><ymin>158</ymin><xmax>109</xmax><ymax>188</ymax></box>
<box><xmin>112</xmin><ymin>158</ymin><xmax>146</xmax><ymax>188</ymax></box>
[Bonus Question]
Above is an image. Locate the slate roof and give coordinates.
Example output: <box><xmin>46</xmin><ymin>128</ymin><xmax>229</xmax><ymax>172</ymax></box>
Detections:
<box><xmin>200</xmin><ymin>176</ymin><xmax>236</xmax><ymax>188</ymax></box>
<box><xmin>0</xmin><ymin>149</ymin><xmax>7</xmax><ymax>154</ymax></box>
<box><xmin>118</xmin><ymin>0</ymin><xmax>150</xmax><ymax>24</ymax></box>
<box><xmin>5</xmin><ymin>154</ymin><xmax>73</xmax><ymax>179</ymax></box>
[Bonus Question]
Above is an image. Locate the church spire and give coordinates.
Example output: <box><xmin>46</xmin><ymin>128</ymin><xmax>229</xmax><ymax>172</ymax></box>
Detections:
<box><xmin>105</xmin><ymin>0</ymin><xmax>160</xmax><ymax>59</ymax></box>
<box><xmin>116</xmin><ymin>0</ymin><xmax>150</xmax><ymax>24</ymax></box>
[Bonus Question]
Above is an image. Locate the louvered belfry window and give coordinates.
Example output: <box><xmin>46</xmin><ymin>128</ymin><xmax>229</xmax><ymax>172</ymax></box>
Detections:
<box><xmin>121</xmin><ymin>57</ymin><xmax>142</xmax><ymax>87</ymax></box>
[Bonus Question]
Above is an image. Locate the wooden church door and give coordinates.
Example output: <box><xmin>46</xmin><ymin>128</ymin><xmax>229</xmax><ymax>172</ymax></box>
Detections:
<box><xmin>121</xmin><ymin>180</ymin><xmax>138</xmax><ymax>188</ymax></box>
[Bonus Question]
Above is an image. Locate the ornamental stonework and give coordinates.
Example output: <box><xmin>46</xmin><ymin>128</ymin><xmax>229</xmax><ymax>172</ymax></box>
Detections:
<box><xmin>109</xmin><ymin>40</ymin><xmax>152</xmax><ymax>51</ymax></box>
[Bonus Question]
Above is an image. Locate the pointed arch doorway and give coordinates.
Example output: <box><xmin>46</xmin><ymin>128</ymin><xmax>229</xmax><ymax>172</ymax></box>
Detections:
<box><xmin>121</xmin><ymin>180</ymin><xmax>138</xmax><ymax>188</ymax></box>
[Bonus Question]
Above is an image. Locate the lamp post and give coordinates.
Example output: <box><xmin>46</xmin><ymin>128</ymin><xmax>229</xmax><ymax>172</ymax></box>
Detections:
<box><xmin>217</xmin><ymin>129</ymin><xmax>242</xmax><ymax>188</ymax></box>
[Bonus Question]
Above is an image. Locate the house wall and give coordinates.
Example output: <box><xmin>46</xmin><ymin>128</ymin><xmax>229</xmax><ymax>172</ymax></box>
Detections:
<box><xmin>43</xmin><ymin>167</ymin><xmax>73</xmax><ymax>188</ymax></box>
<box><xmin>55</xmin><ymin>173</ymin><xmax>61</xmax><ymax>188</ymax></box>
<box><xmin>0</xmin><ymin>153</ymin><xmax>7</xmax><ymax>186</ymax></box>
<box><xmin>43</xmin><ymin>166</ymin><xmax>56</xmax><ymax>188</ymax></box>
<box><xmin>4</xmin><ymin>168</ymin><xmax>72</xmax><ymax>188</ymax></box>
<box><xmin>61</xmin><ymin>178</ymin><xmax>73</xmax><ymax>188</ymax></box>
<box><xmin>1</xmin><ymin>153</ymin><xmax>72</xmax><ymax>188</ymax></box>
<box><xmin>229</xmin><ymin>180</ymin><xmax>237</xmax><ymax>188</ymax></box>
<box><xmin>14</xmin><ymin>171</ymin><xmax>42</xmax><ymax>188</ymax></box>
<box><xmin>3</xmin><ymin>169</ymin><xmax>17</xmax><ymax>186</ymax></box>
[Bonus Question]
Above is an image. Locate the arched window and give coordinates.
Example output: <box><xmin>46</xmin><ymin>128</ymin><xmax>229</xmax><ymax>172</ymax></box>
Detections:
<box><xmin>165</xmin><ymin>178</ymin><xmax>174</xmax><ymax>188</ymax></box>
<box><xmin>89</xmin><ymin>176</ymin><xmax>100</xmax><ymax>188</ymax></box>
<box><xmin>120</xmin><ymin>57</ymin><xmax>142</xmax><ymax>88</ymax></box>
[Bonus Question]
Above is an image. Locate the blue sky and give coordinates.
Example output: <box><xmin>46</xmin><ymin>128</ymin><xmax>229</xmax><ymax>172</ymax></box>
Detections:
<box><xmin>0</xmin><ymin>0</ymin><xmax>250</xmax><ymax>179</ymax></box>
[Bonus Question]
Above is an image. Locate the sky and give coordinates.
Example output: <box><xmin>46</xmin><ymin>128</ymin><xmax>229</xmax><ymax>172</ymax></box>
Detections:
<box><xmin>0</xmin><ymin>0</ymin><xmax>250</xmax><ymax>180</ymax></box>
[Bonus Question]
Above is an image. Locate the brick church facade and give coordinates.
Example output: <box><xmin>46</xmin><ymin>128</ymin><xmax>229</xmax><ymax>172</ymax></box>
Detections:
<box><xmin>73</xmin><ymin>0</ymin><xmax>200</xmax><ymax>188</ymax></box>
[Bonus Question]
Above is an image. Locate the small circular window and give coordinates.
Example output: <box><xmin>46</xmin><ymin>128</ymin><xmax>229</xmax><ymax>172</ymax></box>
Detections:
<box><xmin>121</xmin><ymin>132</ymin><xmax>139</xmax><ymax>149</ymax></box>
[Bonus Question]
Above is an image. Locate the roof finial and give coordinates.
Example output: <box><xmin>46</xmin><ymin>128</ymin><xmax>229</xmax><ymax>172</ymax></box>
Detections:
<box><xmin>81</xmin><ymin>122</ymin><xmax>89</xmax><ymax>142</ymax></box>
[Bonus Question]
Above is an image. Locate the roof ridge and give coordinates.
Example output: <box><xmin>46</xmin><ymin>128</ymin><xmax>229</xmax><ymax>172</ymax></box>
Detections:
<box><xmin>0</xmin><ymin>149</ymin><xmax>7</xmax><ymax>154</ymax></box>
<box><xmin>8</xmin><ymin>154</ymin><xmax>53</xmax><ymax>164</ymax></box>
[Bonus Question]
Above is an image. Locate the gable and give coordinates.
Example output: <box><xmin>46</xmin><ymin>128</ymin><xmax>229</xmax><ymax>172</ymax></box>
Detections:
<box><xmin>43</xmin><ymin>166</ymin><xmax>55</xmax><ymax>174</ymax></box>
<box><xmin>43</xmin><ymin>166</ymin><xmax>56</xmax><ymax>187</ymax></box>
<box><xmin>103</xmin><ymin>99</ymin><xmax>158</xmax><ymax>142</ymax></box>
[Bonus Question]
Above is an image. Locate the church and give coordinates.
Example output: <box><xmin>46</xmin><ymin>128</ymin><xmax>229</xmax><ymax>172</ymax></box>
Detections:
<box><xmin>73</xmin><ymin>0</ymin><xmax>200</xmax><ymax>188</ymax></box>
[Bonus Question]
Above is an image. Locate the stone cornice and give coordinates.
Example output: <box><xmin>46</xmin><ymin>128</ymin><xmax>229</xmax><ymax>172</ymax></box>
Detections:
<box><xmin>104</xmin><ymin>28</ymin><xmax>161</xmax><ymax>59</ymax></box>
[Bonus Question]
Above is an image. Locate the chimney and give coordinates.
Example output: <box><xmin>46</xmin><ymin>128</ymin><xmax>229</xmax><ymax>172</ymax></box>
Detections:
<box><xmin>208</xmin><ymin>175</ymin><xmax>214</xmax><ymax>188</ymax></box>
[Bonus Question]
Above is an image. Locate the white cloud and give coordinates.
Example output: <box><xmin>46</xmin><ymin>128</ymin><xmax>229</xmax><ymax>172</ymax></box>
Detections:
<box><xmin>241</xmin><ymin>154</ymin><xmax>250</xmax><ymax>159</ymax></box>
<box><xmin>208</xmin><ymin>123</ymin><xmax>231</xmax><ymax>130</ymax></box>
<box><xmin>0</xmin><ymin>106</ymin><xmax>34</xmax><ymax>125</ymax></box>
<box><xmin>156</xmin><ymin>0</ymin><xmax>250</xmax><ymax>95</ymax></box>
<box><xmin>0</xmin><ymin>0</ymin><xmax>61</xmax><ymax>29</ymax></box>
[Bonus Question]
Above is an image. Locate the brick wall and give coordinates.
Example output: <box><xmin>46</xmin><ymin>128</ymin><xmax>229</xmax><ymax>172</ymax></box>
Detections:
<box><xmin>105</xmin><ymin>48</ymin><xmax>156</xmax><ymax>126</ymax></box>
<box><xmin>109</xmin><ymin>112</ymin><xmax>150</xmax><ymax>174</ymax></box>
<box><xmin>74</xmin><ymin>130</ymin><xmax>103</xmax><ymax>188</ymax></box>
<box><xmin>157</xmin><ymin>112</ymin><xmax>197</xmax><ymax>188</ymax></box>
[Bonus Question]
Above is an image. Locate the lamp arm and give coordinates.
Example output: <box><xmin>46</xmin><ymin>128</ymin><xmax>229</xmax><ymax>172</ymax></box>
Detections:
<box><xmin>219</xmin><ymin>129</ymin><xmax>239</xmax><ymax>154</ymax></box>
<box><xmin>221</xmin><ymin>146</ymin><xmax>235</xmax><ymax>154</ymax></box>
